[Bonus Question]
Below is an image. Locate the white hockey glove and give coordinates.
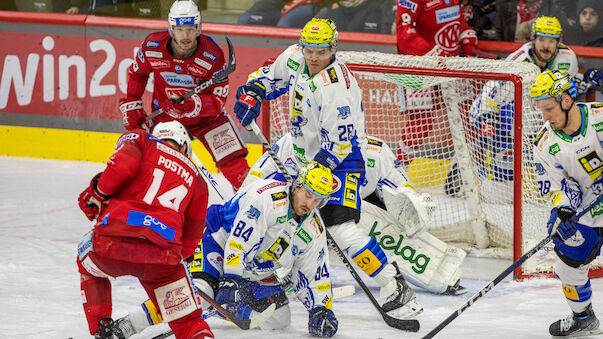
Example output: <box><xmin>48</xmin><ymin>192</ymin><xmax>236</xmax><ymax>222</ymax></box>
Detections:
<box><xmin>382</xmin><ymin>184</ymin><xmax>436</xmax><ymax>237</ymax></box>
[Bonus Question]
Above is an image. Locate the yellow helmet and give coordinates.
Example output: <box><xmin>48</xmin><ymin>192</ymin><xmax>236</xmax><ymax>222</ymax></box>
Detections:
<box><xmin>297</xmin><ymin>161</ymin><xmax>334</xmax><ymax>198</ymax></box>
<box><xmin>530</xmin><ymin>70</ymin><xmax>577</xmax><ymax>101</ymax></box>
<box><xmin>532</xmin><ymin>16</ymin><xmax>562</xmax><ymax>39</ymax></box>
<box><xmin>300</xmin><ymin>18</ymin><xmax>338</xmax><ymax>48</ymax></box>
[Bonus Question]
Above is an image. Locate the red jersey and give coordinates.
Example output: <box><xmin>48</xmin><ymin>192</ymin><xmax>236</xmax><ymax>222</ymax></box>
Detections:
<box><xmin>396</xmin><ymin>0</ymin><xmax>473</xmax><ymax>56</ymax></box>
<box><xmin>94</xmin><ymin>129</ymin><xmax>208</xmax><ymax>260</ymax></box>
<box><xmin>127</xmin><ymin>31</ymin><xmax>229</xmax><ymax>128</ymax></box>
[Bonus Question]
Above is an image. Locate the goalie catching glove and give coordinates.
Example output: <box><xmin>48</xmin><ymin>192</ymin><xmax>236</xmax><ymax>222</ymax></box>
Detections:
<box><xmin>382</xmin><ymin>184</ymin><xmax>436</xmax><ymax>237</ymax></box>
<box><xmin>308</xmin><ymin>306</ymin><xmax>338</xmax><ymax>338</ymax></box>
<box><xmin>78</xmin><ymin>172</ymin><xmax>110</xmax><ymax>221</ymax></box>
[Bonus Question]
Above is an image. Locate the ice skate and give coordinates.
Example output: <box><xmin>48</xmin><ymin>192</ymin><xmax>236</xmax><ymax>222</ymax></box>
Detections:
<box><xmin>381</xmin><ymin>262</ymin><xmax>423</xmax><ymax>319</ymax></box>
<box><xmin>443</xmin><ymin>279</ymin><xmax>468</xmax><ymax>296</ymax></box>
<box><xmin>549</xmin><ymin>304</ymin><xmax>601</xmax><ymax>337</ymax></box>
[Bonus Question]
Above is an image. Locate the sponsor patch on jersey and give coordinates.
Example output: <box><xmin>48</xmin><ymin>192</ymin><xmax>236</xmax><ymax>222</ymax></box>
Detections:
<box><xmin>175</xmin><ymin>65</ymin><xmax>183</xmax><ymax>73</ymax></box>
<box><xmin>296</xmin><ymin>227</ymin><xmax>312</xmax><ymax>244</ymax></box>
<box><xmin>146</xmin><ymin>40</ymin><xmax>160</xmax><ymax>48</ymax></box>
<box><xmin>225</xmin><ymin>253</ymin><xmax>240</xmax><ymax>267</ymax></box>
<box><xmin>435</xmin><ymin>5</ymin><xmax>460</xmax><ymax>24</ymax></box>
<box><xmin>246</xmin><ymin>205</ymin><xmax>261</xmax><ymax>220</ymax></box>
<box><xmin>287</xmin><ymin>58</ymin><xmax>300</xmax><ymax>71</ymax></box>
<box><xmin>145</xmin><ymin>51</ymin><xmax>163</xmax><ymax>58</ymax></box>
<box><xmin>367</xmin><ymin>138</ymin><xmax>383</xmax><ymax>147</ymax></box>
<box><xmin>174</xmin><ymin>16</ymin><xmax>195</xmax><ymax>26</ymax></box>
<box><xmin>258</xmin><ymin>237</ymin><xmax>290</xmax><ymax>262</ymax></box>
<box><xmin>271</xmin><ymin>192</ymin><xmax>287</xmax><ymax>201</ymax></box>
<box><xmin>309</xmin><ymin>79</ymin><xmax>317</xmax><ymax>92</ymax></box>
<box><xmin>591</xmin><ymin>201</ymin><xmax>603</xmax><ymax>218</ymax></box>
<box><xmin>202</xmin><ymin>51</ymin><xmax>216</xmax><ymax>61</ymax></box>
<box><xmin>535</xmin><ymin>162</ymin><xmax>546</xmax><ymax>175</ymax></box>
<box><xmin>336</xmin><ymin>105</ymin><xmax>351</xmax><ymax>119</ymax></box>
<box><xmin>126</xmin><ymin>210</ymin><xmax>175</xmax><ymax>241</ymax></box>
<box><xmin>228</xmin><ymin>240</ymin><xmax>243</xmax><ymax>251</ymax></box>
<box><xmin>367</xmin><ymin>158</ymin><xmax>375</xmax><ymax>168</ymax></box>
<box><xmin>312</xmin><ymin>214</ymin><xmax>324</xmax><ymax>234</ymax></box>
<box><xmin>557</xmin><ymin>62</ymin><xmax>570</xmax><ymax>71</ymax></box>
<box><xmin>137</xmin><ymin>48</ymin><xmax>145</xmax><ymax>62</ymax></box>
<box><xmin>194</xmin><ymin>57</ymin><xmax>212</xmax><ymax>70</ymax></box>
<box><xmin>578</xmin><ymin>151</ymin><xmax>603</xmax><ymax>180</ymax></box>
<box><xmin>149</xmin><ymin>59</ymin><xmax>170</xmax><ymax>68</ymax></box>
<box><xmin>187</xmin><ymin>64</ymin><xmax>207</xmax><ymax>77</ymax></box>
<box><xmin>549</xmin><ymin>143</ymin><xmax>560</xmax><ymax>156</ymax></box>
<box><xmin>256</xmin><ymin>181</ymin><xmax>287</xmax><ymax>194</ymax></box>
<box><xmin>276</xmin><ymin>215</ymin><xmax>288</xmax><ymax>224</ymax></box>
<box><xmin>592</xmin><ymin>104</ymin><xmax>603</xmax><ymax>116</ymax></box>
<box><xmin>425</xmin><ymin>0</ymin><xmax>440</xmax><ymax>8</ymax></box>
<box><xmin>398</xmin><ymin>0</ymin><xmax>417</xmax><ymax>12</ymax></box>
<box><xmin>326</xmin><ymin>67</ymin><xmax>338</xmax><ymax>83</ymax></box>
<box><xmin>594</xmin><ymin>121</ymin><xmax>603</xmax><ymax>133</ymax></box>
<box><xmin>160</xmin><ymin>72</ymin><xmax>195</xmax><ymax>86</ymax></box>
<box><xmin>116</xmin><ymin>132</ymin><xmax>140</xmax><ymax>147</ymax></box>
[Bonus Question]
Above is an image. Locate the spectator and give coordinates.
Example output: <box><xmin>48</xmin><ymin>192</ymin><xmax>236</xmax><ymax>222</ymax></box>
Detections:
<box><xmin>514</xmin><ymin>0</ymin><xmax>543</xmax><ymax>42</ymax></box>
<box><xmin>66</xmin><ymin>0</ymin><xmax>165</xmax><ymax>17</ymax></box>
<box><xmin>494</xmin><ymin>0</ymin><xmax>545</xmax><ymax>42</ymax></box>
<box><xmin>237</xmin><ymin>0</ymin><xmax>327</xmax><ymax>28</ymax></box>
<box><xmin>15</xmin><ymin>0</ymin><xmax>71</xmax><ymax>13</ymax></box>
<box><xmin>564</xmin><ymin>0</ymin><xmax>603</xmax><ymax>47</ymax></box>
<box><xmin>316</xmin><ymin>0</ymin><xmax>395</xmax><ymax>34</ymax></box>
<box><xmin>470</xmin><ymin>0</ymin><xmax>498</xmax><ymax>40</ymax></box>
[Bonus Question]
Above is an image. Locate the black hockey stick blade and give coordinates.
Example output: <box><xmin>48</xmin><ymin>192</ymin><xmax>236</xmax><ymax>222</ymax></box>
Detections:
<box><xmin>145</xmin><ymin>36</ymin><xmax>236</xmax><ymax>122</ymax></box>
<box><xmin>326</xmin><ymin>232</ymin><xmax>420</xmax><ymax>332</ymax></box>
<box><xmin>421</xmin><ymin>194</ymin><xmax>603</xmax><ymax>339</ymax></box>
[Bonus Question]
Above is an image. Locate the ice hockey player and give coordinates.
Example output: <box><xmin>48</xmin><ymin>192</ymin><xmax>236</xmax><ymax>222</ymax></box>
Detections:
<box><xmin>506</xmin><ymin>16</ymin><xmax>578</xmax><ymax>76</ymax></box>
<box><xmin>395</xmin><ymin>0</ymin><xmax>478</xmax><ymax>56</ymax></box>
<box><xmin>119</xmin><ymin>0</ymin><xmax>250</xmax><ymax>190</ymax></box>
<box><xmin>531</xmin><ymin>69</ymin><xmax>603</xmax><ymax>337</ymax></box>
<box><xmin>245</xmin><ymin>133</ymin><xmax>467</xmax><ymax>295</ymax></box>
<box><xmin>76</xmin><ymin>121</ymin><xmax>213</xmax><ymax>339</ymax></box>
<box><xmin>233</xmin><ymin>17</ymin><xmax>423</xmax><ymax>320</ymax></box>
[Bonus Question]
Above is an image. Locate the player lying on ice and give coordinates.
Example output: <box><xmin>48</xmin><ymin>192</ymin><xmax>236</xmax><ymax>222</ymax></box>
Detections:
<box><xmin>244</xmin><ymin>133</ymin><xmax>467</xmax><ymax>296</ymax></box>
<box><xmin>530</xmin><ymin>69</ymin><xmax>603</xmax><ymax>337</ymax></box>
<box><xmin>109</xmin><ymin>162</ymin><xmax>339</xmax><ymax>338</ymax></box>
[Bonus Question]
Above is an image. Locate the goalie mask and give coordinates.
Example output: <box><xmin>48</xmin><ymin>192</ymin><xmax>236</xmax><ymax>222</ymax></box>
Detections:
<box><xmin>168</xmin><ymin>0</ymin><xmax>201</xmax><ymax>37</ymax></box>
<box><xmin>152</xmin><ymin>121</ymin><xmax>192</xmax><ymax>158</ymax></box>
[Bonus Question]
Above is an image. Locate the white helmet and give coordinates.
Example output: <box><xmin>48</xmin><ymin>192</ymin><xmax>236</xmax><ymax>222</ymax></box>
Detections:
<box><xmin>168</xmin><ymin>0</ymin><xmax>201</xmax><ymax>36</ymax></box>
<box><xmin>152</xmin><ymin>121</ymin><xmax>192</xmax><ymax>157</ymax></box>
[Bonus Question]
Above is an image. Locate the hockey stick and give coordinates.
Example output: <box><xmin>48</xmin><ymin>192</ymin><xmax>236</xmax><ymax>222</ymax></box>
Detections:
<box><xmin>145</xmin><ymin>36</ymin><xmax>236</xmax><ymax>123</ymax></box>
<box><xmin>190</xmin><ymin>151</ymin><xmax>227</xmax><ymax>201</ymax></box>
<box><xmin>421</xmin><ymin>194</ymin><xmax>603</xmax><ymax>339</ymax></box>
<box><xmin>246</xmin><ymin>120</ymin><xmax>421</xmax><ymax>332</ymax></box>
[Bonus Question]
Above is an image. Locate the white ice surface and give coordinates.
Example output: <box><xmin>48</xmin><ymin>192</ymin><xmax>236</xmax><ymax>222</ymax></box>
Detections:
<box><xmin>1</xmin><ymin>157</ymin><xmax>601</xmax><ymax>339</ymax></box>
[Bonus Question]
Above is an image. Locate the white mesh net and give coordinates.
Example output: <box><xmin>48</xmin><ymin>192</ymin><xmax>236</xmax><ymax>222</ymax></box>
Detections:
<box><xmin>265</xmin><ymin>51</ymin><xmax>603</xmax><ymax>278</ymax></box>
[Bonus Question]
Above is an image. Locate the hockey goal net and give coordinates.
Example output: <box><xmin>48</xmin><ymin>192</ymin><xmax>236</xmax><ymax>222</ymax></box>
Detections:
<box><xmin>261</xmin><ymin>51</ymin><xmax>603</xmax><ymax>280</ymax></box>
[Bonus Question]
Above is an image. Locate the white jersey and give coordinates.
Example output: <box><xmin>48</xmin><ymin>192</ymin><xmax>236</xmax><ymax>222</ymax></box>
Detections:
<box><xmin>533</xmin><ymin>103</ymin><xmax>603</xmax><ymax>227</ymax></box>
<box><xmin>246</xmin><ymin>134</ymin><xmax>412</xmax><ymax>200</ymax></box>
<box><xmin>209</xmin><ymin>178</ymin><xmax>333</xmax><ymax>310</ymax></box>
<box><xmin>506</xmin><ymin>42</ymin><xmax>578</xmax><ymax>76</ymax></box>
<box><xmin>248</xmin><ymin>44</ymin><xmax>367</xmax><ymax>168</ymax></box>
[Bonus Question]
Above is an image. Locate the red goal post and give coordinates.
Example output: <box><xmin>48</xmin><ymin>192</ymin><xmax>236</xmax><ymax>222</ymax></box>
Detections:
<box><xmin>260</xmin><ymin>52</ymin><xmax>603</xmax><ymax>280</ymax></box>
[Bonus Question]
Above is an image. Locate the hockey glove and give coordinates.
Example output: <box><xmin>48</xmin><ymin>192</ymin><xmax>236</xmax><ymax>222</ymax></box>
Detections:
<box><xmin>78</xmin><ymin>172</ymin><xmax>110</xmax><ymax>221</ymax></box>
<box><xmin>460</xmin><ymin>29</ymin><xmax>478</xmax><ymax>57</ymax></box>
<box><xmin>119</xmin><ymin>98</ymin><xmax>146</xmax><ymax>130</ymax></box>
<box><xmin>584</xmin><ymin>68</ymin><xmax>603</xmax><ymax>91</ymax></box>
<box><xmin>547</xmin><ymin>206</ymin><xmax>577</xmax><ymax>241</ymax></box>
<box><xmin>308</xmin><ymin>306</ymin><xmax>338</xmax><ymax>338</ymax></box>
<box><xmin>215</xmin><ymin>275</ymin><xmax>257</xmax><ymax>320</ymax></box>
<box><xmin>161</xmin><ymin>94</ymin><xmax>202</xmax><ymax>118</ymax></box>
<box><xmin>234</xmin><ymin>83</ymin><xmax>265</xmax><ymax>127</ymax></box>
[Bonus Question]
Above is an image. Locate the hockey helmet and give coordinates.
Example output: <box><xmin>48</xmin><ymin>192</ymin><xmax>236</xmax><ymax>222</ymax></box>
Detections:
<box><xmin>530</xmin><ymin>70</ymin><xmax>577</xmax><ymax>102</ymax></box>
<box><xmin>296</xmin><ymin>161</ymin><xmax>334</xmax><ymax>199</ymax></box>
<box><xmin>168</xmin><ymin>0</ymin><xmax>201</xmax><ymax>36</ymax></box>
<box><xmin>152</xmin><ymin>121</ymin><xmax>192</xmax><ymax>157</ymax></box>
<box><xmin>300</xmin><ymin>18</ymin><xmax>338</xmax><ymax>48</ymax></box>
<box><xmin>531</xmin><ymin>16</ymin><xmax>562</xmax><ymax>39</ymax></box>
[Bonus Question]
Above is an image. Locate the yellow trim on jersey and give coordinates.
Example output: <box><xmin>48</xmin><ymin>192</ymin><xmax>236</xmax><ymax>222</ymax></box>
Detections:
<box><xmin>0</xmin><ymin>125</ymin><xmax>262</xmax><ymax>171</ymax></box>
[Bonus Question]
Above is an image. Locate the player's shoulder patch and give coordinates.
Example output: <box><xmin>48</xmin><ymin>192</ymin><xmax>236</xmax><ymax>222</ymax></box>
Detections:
<box><xmin>116</xmin><ymin>131</ymin><xmax>142</xmax><ymax>148</ymax></box>
<box><xmin>257</xmin><ymin>180</ymin><xmax>287</xmax><ymax>194</ymax></box>
<box><xmin>533</xmin><ymin>126</ymin><xmax>548</xmax><ymax>147</ymax></box>
<box><xmin>311</xmin><ymin>213</ymin><xmax>324</xmax><ymax>235</ymax></box>
<box><xmin>367</xmin><ymin>138</ymin><xmax>383</xmax><ymax>147</ymax></box>
<box><xmin>326</xmin><ymin>67</ymin><xmax>339</xmax><ymax>84</ymax></box>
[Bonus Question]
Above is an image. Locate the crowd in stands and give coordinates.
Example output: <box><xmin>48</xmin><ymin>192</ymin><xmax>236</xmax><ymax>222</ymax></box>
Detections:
<box><xmin>1</xmin><ymin>0</ymin><xmax>601</xmax><ymax>47</ymax></box>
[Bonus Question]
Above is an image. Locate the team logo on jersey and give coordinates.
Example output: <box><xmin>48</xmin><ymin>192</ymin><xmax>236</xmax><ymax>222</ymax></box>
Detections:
<box><xmin>146</xmin><ymin>40</ymin><xmax>160</xmax><ymax>48</ymax></box>
<box><xmin>202</xmin><ymin>51</ymin><xmax>216</xmax><ymax>61</ymax></box>
<box><xmin>287</xmin><ymin>58</ymin><xmax>300</xmax><ymax>71</ymax></box>
<box><xmin>337</xmin><ymin>105</ymin><xmax>351</xmax><ymax>119</ymax></box>
<box><xmin>435</xmin><ymin>5</ymin><xmax>460</xmax><ymax>24</ymax></box>
<box><xmin>175</xmin><ymin>65</ymin><xmax>183</xmax><ymax>73</ymax></box>
<box><xmin>398</xmin><ymin>0</ymin><xmax>417</xmax><ymax>12</ymax></box>
<box><xmin>271</xmin><ymin>192</ymin><xmax>287</xmax><ymax>201</ymax></box>
<box><xmin>578</xmin><ymin>151</ymin><xmax>603</xmax><ymax>180</ymax></box>
<box><xmin>149</xmin><ymin>60</ymin><xmax>170</xmax><ymax>68</ymax></box>
<box><xmin>534</xmin><ymin>162</ymin><xmax>546</xmax><ymax>175</ymax></box>
<box><xmin>246</xmin><ymin>205</ymin><xmax>261</xmax><ymax>220</ymax></box>
<box><xmin>326</xmin><ymin>67</ymin><xmax>338</xmax><ymax>83</ymax></box>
